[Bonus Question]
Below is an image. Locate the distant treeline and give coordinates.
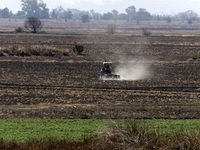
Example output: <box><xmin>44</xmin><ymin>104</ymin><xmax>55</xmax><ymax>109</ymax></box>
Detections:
<box><xmin>1</xmin><ymin>0</ymin><xmax>200</xmax><ymax>23</ymax></box>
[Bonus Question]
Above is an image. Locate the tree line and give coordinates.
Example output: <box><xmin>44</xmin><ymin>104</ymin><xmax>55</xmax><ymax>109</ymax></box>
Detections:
<box><xmin>0</xmin><ymin>0</ymin><xmax>200</xmax><ymax>23</ymax></box>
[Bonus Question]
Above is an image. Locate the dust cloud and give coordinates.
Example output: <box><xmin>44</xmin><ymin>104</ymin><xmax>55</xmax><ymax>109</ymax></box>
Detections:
<box><xmin>115</xmin><ymin>61</ymin><xmax>151</xmax><ymax>81</ymax></box>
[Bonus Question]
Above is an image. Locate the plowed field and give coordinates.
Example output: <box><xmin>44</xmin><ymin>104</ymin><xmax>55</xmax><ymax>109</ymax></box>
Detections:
<box><xmin>0</xmin><ymin>33</ymin><xmax>199</xmax><ymax>119</ymax></box>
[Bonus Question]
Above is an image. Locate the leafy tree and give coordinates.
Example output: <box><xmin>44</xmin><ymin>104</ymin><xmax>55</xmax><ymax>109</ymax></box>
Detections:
<box><xmin>118</xmin><ymin>13</ymin><xmax>128</xmax><ymax>20</ymax></box>
<box><xmin>64</xmin><ymin>10</ymin><xmax>72</xmax><ymax>21</ymax></box>
<box><xmin>185</xmin><ymin>10</ymin><xmax>198</xmax><ymax>20</ymax></box>
<box><xmin>15</xmin><ymin>11</ymin><xmax>26</xmax><ymax>18</ymax></box>
<box><xmin>137</xmin><ymin>8</ymin><xmax>151</xmax><ymax>20</ymax></box>
<box><xmin>102</xmin><ymin>12</ymin><xmax>113</xmax><ymax>20</ymax></box>
<box><xmin>175</xmin><ymin>10</ymin><xmax>198</xmax><ymax>21</ymax></box>
<box><xmin>21</xmin><ymin>0</ymin><xmax>49</xmax><ymax>19</ymax></box>
<box><xmin>0</xmin><ymin>8</ymin><xmax>12</xmax><ymax>18</ymax></box>
<box><xmin>126</xmin><ymin>6</ymin><xmax>136</xmax><ymax>15</ymax></box>
<box><xmin>51</xmin><ymin>9</ymin><xmax>57</xmax><ymax>19</ymax></box>
<box><xmin>24</xmin><ymin>17</ymin><xmax>43</xmax><ymax>33</ymax></box>
<box><xmin>90</xmin><ymin>10</ymin><xmax>95</xmax><ymax>19</ymax></box>
<box><xmin>81</xmin><ymin>14</ymin><xmax>90</xmax><ymax>23</ymax></box>
<box><xmin>21</xmin><ymin>0</ymin><xmax>40</xmax><ymax>18</ymax></box>
<box><xmin>38</xmin><ymin>1</ymin><xmax>49</xmax><ymax>19</ymax></box>
<box><xmin>112</xmin><ymin>9</ymin><xmax>118</xmax><ymax>19</ymax></box>
<box><xmin>51</xmin><ymin>6</ymin><xmax>73</xmax><ymax>20</ymax></box>
<box><xmin>54</xmin><ymin>6</ymin><xmax>65</xmax><ymax>19</ymax></box>
<box><xmin>126</xmin><ymin>5</ymin><xmax>137</xmax><ymax>21</ymax></box>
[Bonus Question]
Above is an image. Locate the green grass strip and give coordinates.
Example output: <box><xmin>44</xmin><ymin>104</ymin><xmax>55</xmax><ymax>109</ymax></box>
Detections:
<box><xmin>0</xmin><ymin>119</ymin><xmax>200</xmax><ymax>143</ymax></box>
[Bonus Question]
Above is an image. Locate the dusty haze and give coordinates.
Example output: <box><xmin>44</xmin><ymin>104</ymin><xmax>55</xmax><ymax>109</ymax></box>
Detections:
<box><xmin>115</xmin><ymin>62</ymin><xmax>151</xmax><ymax>80</ymax></box>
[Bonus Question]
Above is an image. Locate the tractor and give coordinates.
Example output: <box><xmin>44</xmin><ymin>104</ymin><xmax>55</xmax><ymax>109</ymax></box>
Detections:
<box><xmin>100</xmin><ymin>62</ymin><xmax>120</xmax><ymax>79</ymax></box>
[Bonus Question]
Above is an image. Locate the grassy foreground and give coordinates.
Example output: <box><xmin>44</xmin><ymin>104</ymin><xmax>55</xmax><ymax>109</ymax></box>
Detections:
<box><xmin>0</xmin><ymin>119</ymin><xmax>200</xmax><ymax>143</ymax></box>
<box><xmin>0</xmin><ymin>119</ymin><xmax>105</xmax><ymax>143</ymax></box>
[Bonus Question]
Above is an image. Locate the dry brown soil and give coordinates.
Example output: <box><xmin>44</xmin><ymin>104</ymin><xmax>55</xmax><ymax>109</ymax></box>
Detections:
<box><xmin>0</xmin><ymin>33</ymin><xmax>199</xmax><ymax>119</ymax></box>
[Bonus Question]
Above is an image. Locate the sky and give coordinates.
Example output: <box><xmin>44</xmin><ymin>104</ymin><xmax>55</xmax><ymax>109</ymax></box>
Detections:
<box><xmin>2</xmin><ymin>0</ymin><xmax>200</xmax><ymax>15</ymax></box>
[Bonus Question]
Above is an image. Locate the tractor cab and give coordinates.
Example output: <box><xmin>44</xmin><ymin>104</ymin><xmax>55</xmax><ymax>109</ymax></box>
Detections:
<box><xmin>102</xmin><ymin>62</ymin><xmax>112</xmax><ymax>73</ymax></box>
<box><xmin>100</xmin><ymin>62</ymin><xmax>120</xmax><ymax>79</ymax></box>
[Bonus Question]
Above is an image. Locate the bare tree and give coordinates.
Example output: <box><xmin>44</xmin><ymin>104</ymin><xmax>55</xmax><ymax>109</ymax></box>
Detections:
<box><xmin>24</xmin><ymin>17</ymin><xmax>43</xmax><ymax>33</ymax></box>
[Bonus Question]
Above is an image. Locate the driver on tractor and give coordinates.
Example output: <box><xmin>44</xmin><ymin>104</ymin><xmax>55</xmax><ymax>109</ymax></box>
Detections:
<box><xmin>102</xmin><ymin>64</ymin><xmax>111</xmax><ymax>73</ymax></box>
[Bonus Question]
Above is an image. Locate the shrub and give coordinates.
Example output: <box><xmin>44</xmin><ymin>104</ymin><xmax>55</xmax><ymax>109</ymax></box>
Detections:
<box><xmin>93</xmin><ymin>120</ymin><xmax>200</xmax><ymax>149</ymax></box>
<box><xmin>15</xmin><ymin>27</ymin><xmax>24</xmax><ymax>33</ymax></box>
<box><xmin>142</xmin><ymin>28</ymin><xmax>151</xmax><ymax>37</ymax></box>
<box><xmin>0</xmin><ymin>45</ymin><xmax>69</xmax><ymax>57</ymax></box>
<box><xmin>192</xmin><ymin>54</ymin><xmax>200</xmax><ymax>60</ymax></box>
<box><xmin>93</xmin><ymin>120</ymin><xmax>158</xmax><ymax>149</ymax></box>
<box><xmin>107</xmin><ymin>24</ymin><xmax>116</xmax><ymax>35</ymax></box>
<box><xmin>73</xmin><ymin>43</ymin><xmax>84</xmax><ymax>55</ymax></box>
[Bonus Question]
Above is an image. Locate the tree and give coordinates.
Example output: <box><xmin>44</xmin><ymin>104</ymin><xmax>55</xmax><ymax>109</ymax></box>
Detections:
<box><xmin>90</xmin><ymin>10</ymin><xmax>95</xmax><ymax>19</ymax></box>
<box><xmin>185</xmin><ymin>10</ymin><xmax>198</xmax><ymax>20</ymax></box>
<box><xmin>24</xmin><ymin>17</ymin><xmax>43</xmax><ymax>33</ymax></box>
<box><xmin>15</xmin><ymin>11</ymin><xmax>26</xmax><ymax>18</ymax></box>
<box><xmin>175</xmin><ymin>10</ymin><xmax>198</xmax><ymax>21</ymax></box>
<box><xmin>137</xmin><ymin>8</ymin><xmax>151</xmax><ymax>20</ymax></box>
<box><xmin>102</xmin><ymin>12</ymin><xmax>113</xmax><ymax>20</ymax></box>
<box><xmin>126</xmin><ymin>6</ymin><xmax>136</xmax><ymax>15</ymax></box>
<box><xmin>51</xmin><ymin>9</ymin><xmax>57</xmax><ymax>19</ymax></box>
<box><xmin>126</xmin><ymin>5</ymin><xmax>137</xmax><ymax>21</ymax></box>
<box><xmin>64</xmin><ymin>10</ymin><xmax>72</xmax><ymax>22</ymax></box>
<box><xmin>21</xmin><ymin>0</ymin><xmax>40</xmax><ymax>18</ymax></box>
<box><xmin>81</xmin><ymin>14</ymin><xmax>90</xmax><ymax>23</ymax></box>
<box><xmin>21</xmin><ymin>0</ymin><xmax>49</xmax><ymax>19</ymax></box>
<box><xmin>38</xmin><ymin>1</ymin><xmax>49</xmax><ymax>19</ymax></box>
<box><xmin>0</xmin><ymin>8</ymin><xmax>12</xmax><ymax>18</ymax></box>
<box><xmin>112</xmin><ymin>9</ymin><xmax>118</xmax><ymax>19</ymax></box>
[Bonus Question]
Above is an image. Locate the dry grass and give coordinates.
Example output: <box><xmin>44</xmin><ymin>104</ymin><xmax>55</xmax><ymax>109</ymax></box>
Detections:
<box><xmin>0</xmin><ymin>45</ymin><xmax>70</xmax><ymax>57</ymax></box>
<box><xmin>92</xmin><ymin>120</ymin><xmax>200</xmax><ymax>150</ymax></box>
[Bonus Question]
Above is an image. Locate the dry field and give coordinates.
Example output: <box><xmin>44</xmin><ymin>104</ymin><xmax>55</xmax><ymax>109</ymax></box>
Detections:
<box><xmin>0</xmin><ymin>33</ymin><xmax>199</xmax><ymax>119</ymax></box>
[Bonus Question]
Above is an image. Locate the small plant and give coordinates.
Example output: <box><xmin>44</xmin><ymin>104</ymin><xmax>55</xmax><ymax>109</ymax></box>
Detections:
<box><xmin>0</xmin><ymin>45</ymin><xmax>69</xmax><ymax>57</ymax></box>
<box><xmin>15</xmin><ymin>27</ymin><xmax>24</xmax><ymax>33</ymax></box>
<box><xmin>45</xmin><ymin>50</ymin><xmax>55</xmax><ymax>57</ymax></box>
<box><xmin>73</xmin><ymin>43</ymin><xmax>84</xmax><ymax>55</ymax></box>
<box><xmin>158</xmin><ymin>56</ymin><xmax>164</xmax><ymax>59</ymax></box>
<box><xmin>192</xmin><ymin>54</ymin><xmax>200</xmax><ymax>60</ymax></box>
<box><xmin>107</xmin><ymin>24</ymin><xmax>116</xmax><ymax>35</ymax></box>
<box><xmin>142</xmin><ymin>28</ymin><xmax>151</xmax><ymax>37</ymax></box>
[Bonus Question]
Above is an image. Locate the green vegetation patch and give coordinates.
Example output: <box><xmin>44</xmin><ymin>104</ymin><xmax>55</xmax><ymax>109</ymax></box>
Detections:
<box><xmin>0</xmin><ymin>119</ymin><xmax>106</xmax><ymax>143</ymax></box>
<box><xmin>136</xmin><ymin>119</ymin><xmax>200</xmax><ymax>138</ymax></box>
<box><xmin>0</xmin><ymin>119</ymin><xmax>200</xmax><ymax>143</ymax></box>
